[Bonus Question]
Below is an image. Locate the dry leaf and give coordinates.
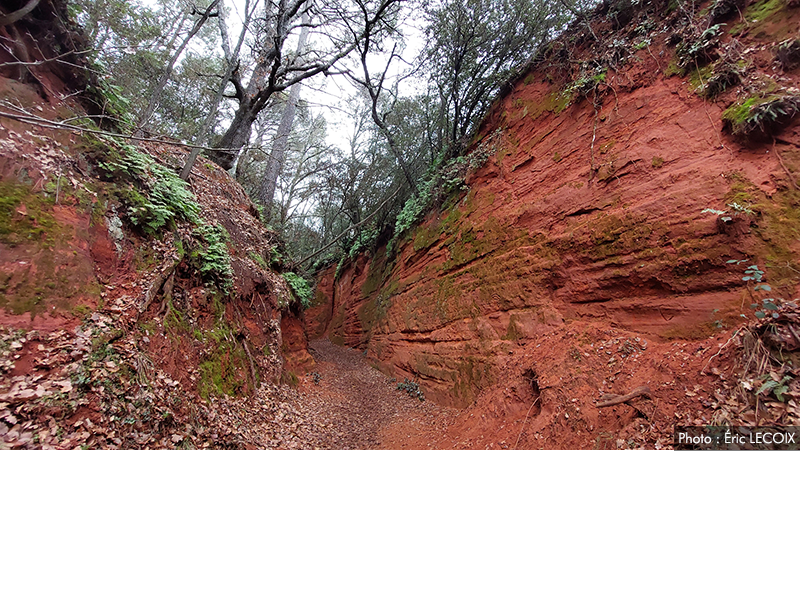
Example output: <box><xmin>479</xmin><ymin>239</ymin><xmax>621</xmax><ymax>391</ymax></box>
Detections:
<box><xmin>54</xmin><ymin>380</ymin><xmax>72</xmax><ymax>393</ymax></box>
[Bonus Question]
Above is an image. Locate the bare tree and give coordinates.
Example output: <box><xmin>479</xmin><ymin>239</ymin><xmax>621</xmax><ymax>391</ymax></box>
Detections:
<box><xmin>207</xmin><ymin>0</ymin><xmax>405</xmax><ymax>171</ymax></box>
<box><xmin>136</xmin><ymin>0</ymin><xmax>222</xmax><ymax>133</ymax></box>
<box><xmin>181</xmin><ymin>0</ymin><xmax>260</xmax><ymax>179</ymax></box>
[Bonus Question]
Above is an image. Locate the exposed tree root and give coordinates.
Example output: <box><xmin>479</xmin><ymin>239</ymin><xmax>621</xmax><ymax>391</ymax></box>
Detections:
<box><xmin>595</xmin><ymin>386</ymin><xmax>651</xmax><ymax>408</ymax></box>
<box><xmin>138</xmin><ymin>255</ymin><xmax>180</xmax><ymax>316</ymax></box>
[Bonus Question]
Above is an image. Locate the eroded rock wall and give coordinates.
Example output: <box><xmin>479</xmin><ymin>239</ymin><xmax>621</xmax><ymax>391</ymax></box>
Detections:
<box><xmin>310</xmin><ymin>2</ymin><xmax>800</xmax><ymax>408</ymax></box>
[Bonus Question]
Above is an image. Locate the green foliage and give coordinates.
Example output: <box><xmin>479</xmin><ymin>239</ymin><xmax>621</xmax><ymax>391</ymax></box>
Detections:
<box><xmin>722</xmin><ymin>93</ymin><xmax>800</xmax><ymax>139</ymax></box>
<box><xmin>757</xmin><ymin>374</ymin><xmax>792</xmax><ymax>402</ymax></box>
<box><xmin>751</xmin><ymin>297</ymin><xmax>780</xmax><ymax>319</ymax></box>
<box><xmin>397</xmin><ymin>378</ymin><xmax>425</xmax><ymax>401</ymax></box>
<box><xmin>727</xmin><ymin>201</ymin><xmax>755</xmax><ymax>216</ymax></box>
<box><xmin>391</xmin><ymin>159</ymin><xmax>442</xmax><ymax>249</ymax></box>
<box><xmin>310</xmin><ymin>251</ymin><xmax>340</xmax><ymax>274</ymax></box>
<box><xmin>191</xmin><ymin>224</ymin><xmax>233</xmax><ymax>294</ymax></box>
<box><xmin>393</xmin><ymin>191</ymin><xmax>432</xmax><ymax>249</ymax></box>
<box><xmin>94</xmin><ymin>140</ymin><xmax>200</xmax><ymax>234</ymax></box>
<box><xmin>87</xmin><ymin>79</ymin><xmax>135</xmax><ymax>130</ymax></box>
<box><xmin>704</xmin><ymin>200</ymin><xmax>755</xmax><ymax>223</ymax></box>
<box><xmin>334</xmin><ymin>255</ymin><xmax>347</xmax><ymax>281</ymax></box>
<box><xmin>197</xmin><ymin>323</ymin><xmax>251</xmax><ymax>400</ymax></box>
<box><xmin>698</xmin><ymin>60</ymin><xmax>743</xmax><ymax>99</ymax></box>
<box><xmin>348</xmin><ymin>225</ymin><xmax>380</xmax><ymax>260</ymax></box>
<box><xmin>566</xmin><ymin>67</ymin><xmax>607</xmax><ymax>99</ymax></box>
<box><xmin>676</xmin><ymin>25</ymin><xmax>722</xmax><ymax>71</ymax></box>
<box><xmin>742</xmin><ymin>264</ymin><xmax>765</xmax><ymax>283</ymax></box>
<box><xmin>388</xmin><ymin>133</ymin><xmax>500</xmax><ymax>253</ymax></box>
<box><xmin>728</xmin><ymin>262</ymin><xmax>779</xmax><ymax>318</ymax></box>
<box><xmin>269</xmin><ymin>247</ymin><xmax>284</xmax><ymax>270</ymax></box>
<box><xmin>283</xmin><ymin>272</ymin><xmax>314</xmax><ymax>308</ymax></box>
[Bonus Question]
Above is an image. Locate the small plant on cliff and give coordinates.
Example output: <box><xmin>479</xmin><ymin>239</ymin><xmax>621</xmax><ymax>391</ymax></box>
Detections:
<box><xmin>391</xmin><ymin>167</ymin><xmax>438</xmax><ymax>250</ymax></box>
<box><xmin>333</xmin><ymin>255</ymin><xmax>347</xmax><ymax>281</ymax></box>
<box><xmin>388</xmin><ymin>130</ymin><xmax>502</xmax><ymax>254</ymax></box>
<box><xmin>191</xmin><ymin>223</ymin><xmax>233</xmax><ymax>294</ymax></box>
<box><xmin>566</xmin><ymin>67</ymin><xmax>607</xmax><ymax>100</ymax></box>
<box><xmin>676</xmin><ymin>24</ymin><xmax>723</xmax><ymax>72</ymax></box>
<box><xmin>757</xmin><ymin>373</ymin><xmax>793</xmax><ymax>402</ymax></box>
<box><xmin>283</xmin><ymin>272</ymin><xmax>314</xmax><ymax>308</ymax></box>
<box><xmin>703</xmin><ymin>207</ymin><xmax>732</xmax><ymax>223</ymax></box>
<box><xmin>700</xmin><ymin>60</ymin><xmax>744</xmax><ymax>99</ymax></box>
<box><xmin>95</xmin><ymin>140</ymin><xmax>200</xmax><ymax>234</ymax></box>
<box><xmin>348</xmin><ymin>225</ymin><xmax>380</xmax><ymax>260</ymax></box>
<box><xmin>775</xmin><ymin>38</ymin><xmax>800</xmax><ymax>70</ymax></box>
<box><xmin>397</xmin><ymin>378</ymin><xmax>425</xmax><ymax>401</ymax></box>
<box><xmin>740</xmin><ymin>263</ymin><xmax>765</xmax><ymax>285</ymax></box>
<box><xmin>727</xmin><ymin>261</ymin><xmax>782</xmax><ymax>318</ymax></box>
<box><xmin>722</xmin><ymin>93</ymin><xmax>800</xmax><ymax>140</ymax></box>
<box><xmin>703</xmin><ymin>201</ymin><xmax>755</xmax><ymax>223</ymax></box>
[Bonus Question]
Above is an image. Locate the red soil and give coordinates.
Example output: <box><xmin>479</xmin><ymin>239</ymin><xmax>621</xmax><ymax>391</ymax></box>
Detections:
<box><xmin>307</xmin><ymin>4</ymin><xmax>800</xmax><ymax>447</ymax></box>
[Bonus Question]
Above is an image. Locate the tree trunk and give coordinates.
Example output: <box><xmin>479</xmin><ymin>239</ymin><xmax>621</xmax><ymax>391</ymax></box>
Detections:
<box><xmin>181</xmin><ymin>0</ymin><xmax>257</xmax><ymax>180</ymax></box>
<box><xmin>206</xmin><ymin>98</ymin><xmax>262</xmax><ymax>170</ymax></box>
<box><xmin>257</xmin><ymin>83</ymin><xmax>301</xmax><ymax>219</ymax></box>
<box><xmin>256</xmin><ymin>8</ymin><xmax>310</xmax><ymax>219</ymax></box>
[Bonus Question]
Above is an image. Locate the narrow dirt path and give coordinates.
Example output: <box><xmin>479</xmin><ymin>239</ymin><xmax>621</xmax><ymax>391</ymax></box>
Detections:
<box><xmin>297</xmin><ymin>339</ymin><xmax>458</xmax><ymax>449</ymax></box>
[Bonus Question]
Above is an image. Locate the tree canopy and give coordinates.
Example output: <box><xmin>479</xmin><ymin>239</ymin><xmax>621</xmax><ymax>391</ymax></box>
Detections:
<box><xmin>70</xmin><ymin>0</ymin><xmax>584</xmax><ymax>276</ymax></box>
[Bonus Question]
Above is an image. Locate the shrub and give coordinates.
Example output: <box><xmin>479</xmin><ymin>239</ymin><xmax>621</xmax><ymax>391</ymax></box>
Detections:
<box><xmin>391</xmin><ymin>169</ymin><xmax>438</xmax><ymax>250</ymax></box>
<box><xmin>677</xmin><ymin>25</ymin><xmax>723</xmax><ymax>71</ymax></box>
<box><xmin>397</xmin><ymin>378</ymin><xmax>425</xmax><ymax>401</ymax></box>
<box><xmin>283</xmin><ymin>272</ymin><xmax>314</xmax><ymax>308</ymax></box>
<box><xmin>567</xmin><ymin>67</ymin><xmax>607</xmax><ymax>99</ymax></box>
<box><xmin>701</xmin><ymin>61</ymin><xmax>743</xmax><ymax>98</ymax></box>
<box><xmin>348</xmin><ymin>225</ymin><xmax>379</xmax><ymax>260</ymax></box>
<box><xmin>388</xmin><ymin>129</ymin><xmax>500</xmax><ymax>254</ymax></box>
<box><xmin>722</xmin><ymin>93</ymin><xmax>800</xmax><ymax>140</ymax></box>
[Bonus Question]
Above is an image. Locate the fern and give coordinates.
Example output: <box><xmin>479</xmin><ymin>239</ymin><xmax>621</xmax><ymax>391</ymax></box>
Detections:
<box><xmin>283</xmin><ymin>272</ymin><xmax>314</xmax><ymax>308</ymax></box>
<box><xmin>97</xmin><ymin>141</ymin><xmax>200</xmax><ymax>234</ymax></box>
<box><xmin>191</xmin><ymin>223</ymin><xmax>233</xmax><ymax>294</ymax></box>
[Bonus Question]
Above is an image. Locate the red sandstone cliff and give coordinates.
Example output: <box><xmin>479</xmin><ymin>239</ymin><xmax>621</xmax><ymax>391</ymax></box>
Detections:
<box><xmin>307</xmin><ymin>0</ymin><xmax>800</xmax><ymax>415</ymax></box>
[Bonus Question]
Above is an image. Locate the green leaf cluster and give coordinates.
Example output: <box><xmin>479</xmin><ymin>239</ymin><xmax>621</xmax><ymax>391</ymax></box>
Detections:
<box><xmin>282</xmin><ymin>272</ymin><xmax>314</xmax><ymax>308</ymax></box>
<box><xmin>721</xmin><ymin>93</ymin><xmax>800</xmax><ymax>139</ymax></box>
<box><xmin>390</xmin><ymin>150</ymin><xmax>475</xmax><ymax>251</ymax></box>
<box><xmin>191</xmin><ymin>223</ymin><xmax>233</xmax><ymax>294</ymax></box>
<box><xmin>348</xmin><ymin>225</ymin><xmax>380</xmax><ymax>261</ymax></box>
<box><xmin>757</xmin><ymin>374</ymin><xmax>792</xmax><ymax>402</ymax></box>
<box><xmin>676</xmin><ymin>25</ymin><xmax>722</xmax><ymax>71</ymax></box>
<box><xmin>97</xmin><ymin>141</ymin><xmax>200</xmax><ymax>234</ymax></box>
